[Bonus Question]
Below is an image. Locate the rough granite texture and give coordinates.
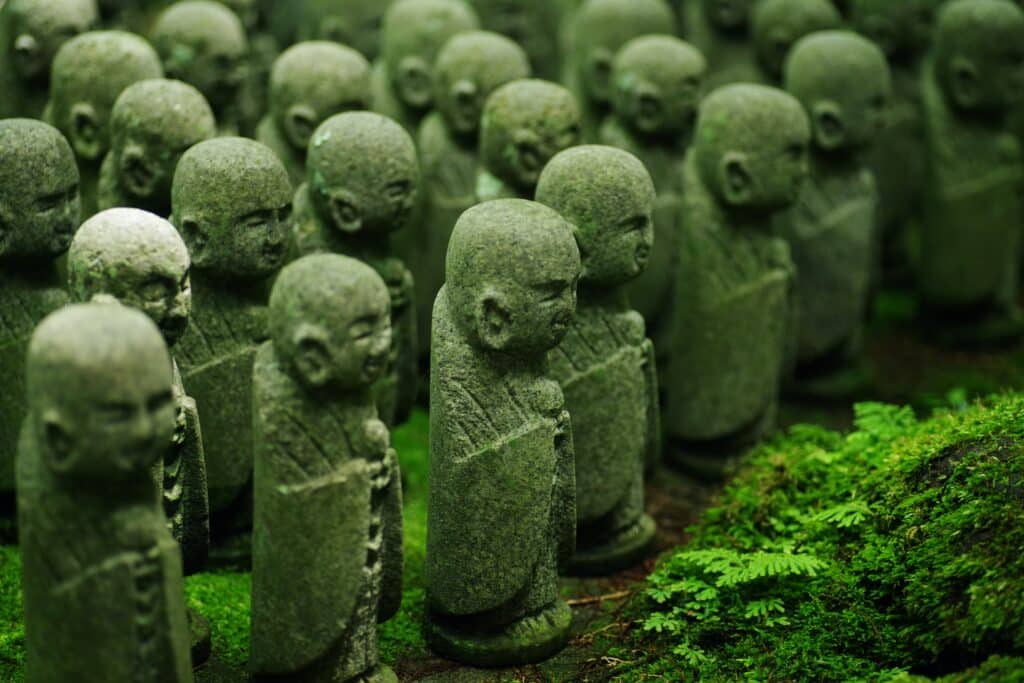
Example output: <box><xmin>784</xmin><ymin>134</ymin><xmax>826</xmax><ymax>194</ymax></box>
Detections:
<box><xmin>750</xmin><ymin>0</ymin><xmax>841</xmax><ymax>84</ymax></box>
<box><xmin>299</xmin><ymin>0</ymin><xmax>393</xmax><ymax>61</ymax></box>
<box><xmin>98</xmin><ymin>78</ymin><xmax>216</xmax><ymax>217</ymax></box>
<box><xmin>776</xmin><ymin>31</ymin><xmax>890</xmax><ymax>393</ymax></box>
<box><xmin>257</xmin><ymin>41</ymin><xmax>371</xmax><ymax>189</ymax></box>
<box><xmin>293</xmin><ymin>112</ymin><xmax>420</xmax><ymax>428</ymax></box>
<box><xmin>425</xmin><ymin>199</ymin><xmax>579</xmax><ymax>666</ymax></box>
<box><xmin>18</xmin><ymin>304</ymin><xmax>191</xmax><ymax>682</ymax></box>
<box><xmin>45</xmin><ymin>29</ymin><xmax>164</xmax><ymax>216</ymax></box>
<box><xmin>466</xmin><ymin>0</ymin><xmax>561</xmax><ymax>80</ymax></box>
<box><xmin>171</xmin><ymin>137</ymin><xmax>292</xmax><ymax>549</ymax></box>
<box><xmin>477</xmin><ymin>78</ymin><xmax>581</xmax><ymax>201</ymax></box>
<box><xmin>251</xmin><ymin>254</ymin><xmax>402</xmax><ymax>682</ymax></box>
<box><xmin>683</xmin><ymin>0</ymin><xmax>762</xmax><ymax>91</ymax></box>
<box><xmin>371</xmin><ymin>0</ymin><xmax>480</xmax><ymax>135</ymax></box>
<box><xmin>0</xmin><ymin>120</ymin><xmax>79</xmax><ymax>512</ymax></box>
<box><xmin>150</xmin><ymin>1</ymin><xmax>248</xmax><ymax>136</ymax></box>
<box><xmin>413</xmin><ymin>30</ymin><xmax>531</xmax><ymax>360</ymax></box>
<box><xmin>917</xmin><ymin>0</ymin><xmax>1024</xmax><ymax>345</ymax></box>
<box><xmin>601</xmin><ymin>34</ymin><xmax>704</xmax><ymax>368</ymax></box>
<box><xmin>0</xmin><ymin>0</ymin><xmax>97</xmax><ymax>119</ymax></box>
<box><xmin>68</xmin><ymin>207</ymin><xmax>210</xmax><ymax>575</ymax></box>
<box><xmin>536</xmin><ymin>146</ymin><xmax>659</xmax><ymax>574</ymax></box>
<box><xmin>665</xmin><ymin>84</ymin><xmax>808</xmax><ymax>473</ymax></box>
<box><xmin>565</xmin><ymin>0</ymin><xmax>676</xmax><ymax>141</ymax></box>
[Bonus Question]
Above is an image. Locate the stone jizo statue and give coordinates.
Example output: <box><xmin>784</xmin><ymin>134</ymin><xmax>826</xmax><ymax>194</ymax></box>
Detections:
<box><xmin>750</xmin><ymin>0</ymin><xmax>842</xmax><ymax>85</ymax></box>
<box><xmin>466</xmin><ymin>0</ymin><xmax>561</xmax><ymax>80</ymax></box>
<box><xmin>299</xmin><ymin>0</ymin><xmax>394</xmax><ymax>61</ymax></box>
<box><xmin>683</xmin><ymin>0</ymin><xmax>761</xmax><ymax>90</ymax></box>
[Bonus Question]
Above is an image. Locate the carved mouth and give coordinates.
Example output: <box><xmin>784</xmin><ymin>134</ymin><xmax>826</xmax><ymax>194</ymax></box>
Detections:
<box><xmin>123</xmin><ymin>158</ymin><xmax>155</xmax><ymax>195</ymax></box>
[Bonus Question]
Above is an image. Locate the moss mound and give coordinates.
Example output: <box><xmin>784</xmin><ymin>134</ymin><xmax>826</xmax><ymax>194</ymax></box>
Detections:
<box><xmin>634</xmin><ymin>398</ymin><xmax>1024</xmax><ymax>681</ymax></box>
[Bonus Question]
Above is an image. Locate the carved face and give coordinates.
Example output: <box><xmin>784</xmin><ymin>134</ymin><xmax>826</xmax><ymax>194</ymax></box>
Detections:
<box><xmin>316</xmin><ymin>173</ymin><xmax>417</xmax><ymax>240</ymax></box>
<box><xmin>744</xmin><ymin>131</ymin><xmax>809</xmax><ymax>207</ymax></box>
<box><xmin>506</xmin><ymin>111</ymin><xmax>580</xmax><ymax>191</ymax></box>
<box><xmin>163</xmin><ymin>33</ymin><xmax>246</xmax><ymax>110</ymax></box>
<box><xmin>702</xmin><ymin>0</ymin><xmax>756</xmax><ymax>31</ymax></box>
<box><xmin>324</xmin><ymin>285</ymin><xmax>393</xmax><ymax>388</ymax></box>
<box><xmin>614</xmin><ymin>60</ymin><xmax>703</xmax><ymax>136</ymax></box>
<box><xmin>115</xmin><ymin>260</ymin><xmax>192</xmax><ymax>347</ymax></box>
<box><xmin>115</xmin><ymin>133</ymin><xmax>197</xmax><ymax>205</ymax></box>
<box><xmin>0</xmin><ymin>154</ymin><xmax>80</xmax><ymax>260</ymax></box>
<box><xmin>581</xmin><ymin>201</ymin><xmax>654</xmax><ymax>287</ymax></box>
<box><xmin>7</xmin><ymin>0</ymin><xmax>96</xmax><ymax>82</ymax></box>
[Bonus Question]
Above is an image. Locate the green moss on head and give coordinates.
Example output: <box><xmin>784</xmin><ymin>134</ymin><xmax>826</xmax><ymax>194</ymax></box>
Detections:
<box><xmin>3</xmin><ymin>0</ymin><xmax>98</xmax><ymax>83</ymax></box>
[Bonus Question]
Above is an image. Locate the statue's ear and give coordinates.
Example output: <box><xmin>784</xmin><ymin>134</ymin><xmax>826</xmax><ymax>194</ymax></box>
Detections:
<box><xmin>811</xmin><ymin>100</ymin><xmax>845</xmax><ymax>151</ymax></box>
<box><xmin>177</xmin><ymin>217</ymin><xmax>209</xmax><ymax>266</ymax></box>
<box><xmin>395</xmin><ymin>55</ymin><xmax>432</xmax><ymax>109</ymax></box>
<box><xmin>949</xmin><ymin>56</ymin><xmax>981</xmax><ymax>109</ymax></box>
<box><xmin>476</xmin><ymin>288</ymin><xmax>512</xmax><ymax>351</ymax></box>
<box><xmin>284</xmin><ymin>103</ymin><xmax>318</xmax><ymax>150</ymax></box>
<box><xmin>42</xmin><ymin>412</ymin><xmax>76</xmax><ymax>474</ymax></box>
<box><xmin>69</xmin><ymin>102</ymin><xmax>102</xmax><ymax>161</ymax></box>
<box><xmin>720</xmin><ymin>151</ymin><xmax>753</xmax><ymax>205</ymax></box>
<box><xmin>292</xmin><ymin>323</ymin><xmax>331</xmax><ymax>388</ymax></box>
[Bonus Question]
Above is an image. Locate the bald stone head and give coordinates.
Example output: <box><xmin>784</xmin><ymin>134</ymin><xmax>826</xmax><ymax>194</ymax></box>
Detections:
<box><xmin>932</xmin><ymin>0</ymin><xmax>1024</xmax><ymax>114</ymax></box>
<box><xmin>751</xmin><ymin>0</ymin><xmax>842</xmax><ymax>81</ymax></box>
<box><xmin>611</xmin><ymin>35</ymin><xmax>706</xmax><ymax>138</ymax></box>
<box><xmin>381</xmin><ymin>0</ymin><xmax>479</xmax><ymax>111</ymax></box>
<box><xmin>108</xmin><ymin>78</ymin><xmax>216</xmax><ymax>213</ymax></box>
<box><xmin>270</xmin><ymin>253</ymin><xmax>392</xmax><ymax>391</ymax></box>
<box><xmin>172</xmin><ymin>137</ymin><xmax>292</xmax><ymax>279</ymax></box>
<box><xmin>536</xmin><ymin>145</ymin><xmax>655</xmax><ymax>287</ymax></box>
<box><xmin>446</xmin><ymin>199</ymin><xmax>580</xmax><ymax>354</ymax></box>
<box><xmin>48</xmin><ymin>30</ymin><xmax>164</xmax><ymax>163</ymax></box>
<box><xmin>3</xmin><ymin>0</ymin><xmax>98</xmax><ymax>83</ymax></box>
<box><xmin>69</xmin><ymin>208</ymin><xmax>192</xmax><ymax>346</ymax></box>
<box><xmin>269</xmin><ymin>42</ymin><xmax>372</xmax><ymax>153</ymax></box>
<box><xmin>433</xmin><ymin>31</ymin><xmax>531</xmax><ymax>138</ymax></box>
<box><xmin>0</xmin><ymin>119</ymin><xmax>80</xmax><ymax>261</ymax></box>
<box><xmin>480</xmin><ymin>79</ymin><xmax>581</xmax><ymax>195</ymax></box>
<box><xmin>695</xmin><ymin>84</ymin><xmax>811</xmax><ymax>209</ymax></box>
<box><xmin>307</xmin><ymin>111</ymin><xmax>420</xmax><ymax>239</ymax></box>
<box><xmin>27</xmin><ymin>302</ymin><xmax>175</xmax><ymax>481</ymax></box>
<box><xmin>785</xmin><ymin>31</ymin><xmax>891</xmax><ymax>152</ymax></box>
<box><xmin>573</xmin><ymin>0</ymin><xmax>675</xmax><ymax>106</ymax></box>
<box><xmin>150</xmin><ymin>0</ymin><xmax>248</xmax><ymax>112</ymax></box>
<box><xmin>300</xmin><ymin>0</ymin><xmax>393</xmax><ymax>60</ymax></box>
<box><xmin>850</xmin><ymin>0</ymin><xmax>940</xmax><ymax>60</ymax></box>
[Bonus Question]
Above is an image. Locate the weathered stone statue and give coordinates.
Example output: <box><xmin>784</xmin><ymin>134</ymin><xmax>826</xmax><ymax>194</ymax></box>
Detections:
<box><xmin>0</xmin><ymin>0</ymin><xmax>98</xmax><ymax>119</ymax></box>
<box><xmin>18</xmin><ymin>303</ymin><xmax>191</xmax><ymax>682</ymax></box>
<box><xmin>372</xmin><ymin>0</ymin><xmax>479</xmax><ymax>135</ymax></box>
<box><xmin>68</xmin><ymin>207</ymin><xmax>209</xmax><ymax>574</ymax></box>
<box><xmin>0</xmin><ymin>120</ymin><xmax>79</xmax><ymax>519</ymax></box>
<box><xmin>777</xmin><ymin>31</ymin><xmax>890</xmax><ymax>397</ymax></box>
<box><xmin>414</xmin><ymin>30</ymin><xmax>531</xmax><ymax>360</ymax></box>
<box><xmin>171</xmin><ymin>137</ymin><xmax>292</xmax><ymax>557</ymax></box>
<box><xmin>150</xmin><ymin>1</ymin><xmax>248</xmax><ymax>136</ymax></box>
<box><xmin>536</xmin><ymin>146</ymin><xmax>659</xmax><ymax>573</ymax></box>
<box><xmin>221</xmin><ymin>0</ymin><xmax>279</xmax><ymax>138</ymax></box>
<box><xmin>466</xmin><ymin>0</ymin><xmax>562</xmax><ymax>80</ymax></box>
<box><xmin>566</xmin><ymin>0</ymin><xmax>676</xmax><ymax>140</ymax></box>
<box><xmin>251</xmin><ymin>254</ymin><xmax>403</xmax><ymax>683</ymax></box>
<box><xmin>98</xmin><ymin>79</ymin><xmax>217</xmax><ymax>217</ymax></box>
<box><xmin>602</xmin><ymin>34</ymin><xmax>704</xmax><ymax>367</ymax></box>
<box><xmin>299</xmin><ymin>0</ymin><xmax>393</xmax><ymax>61</ymax></box>
<box><xmin>666</xmin><ymin>84</ymin><xmax>808</xmax><ymax>477</ymax></box>
<box><xmin>45</xmin><ymin>30</ymin><xmax>164</xmax><ymax>216</ymax></box>
<box><xmin>683</xmin><ymin>0</ymin><xmax>761</xmax><ymax>90</ymax></box>
<box><xmin>425</xmin><ymin>199</ymin><xmax>579</xmax><ymax>666</ymax></box>
<box><xmin>917</xmin><ymin>0</ymin><xmax>1024</xmax><ymax>346</ymax></box>
<box><xmin>95</xmin><ymin>0</ymin><xmax>167</xmax><ymax>33</ymax></box>
<box><xmin>750</xmin><ymin>0</ymin><xmax>842</xmax><ymax>85</ymax></box>
<box><xmin>293</xmin><ymin>112</ymin><xmax>420</xmax><ymax>427</ymax></box>
<box><xmin>257</xmin><ymin>41</ymin><xmax>372</xmax><ymax>188</ymax></box>
<box><xmin>477</xmin><ymin>79</ymin><xmax>581</xmax><ymax>201</ymax></box>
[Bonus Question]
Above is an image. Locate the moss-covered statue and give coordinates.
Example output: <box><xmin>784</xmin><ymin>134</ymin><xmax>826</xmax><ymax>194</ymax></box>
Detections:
<box><xmin>477</xmin><ymin>79</ymin><xmax>581</xmax><ymax>201</ymax></box>
<box><xmin>299</xmin><ymin>0</ymin><xmax>392</xmax><ymax>61</ymax></box>
<box><xmin>293</xmin><ymin>112</ymin><xmax>420</xmax><ymax>427</ymax></box>
<box><xmin>425</xmin><ymin>199</ymin><xmax>580</xmax><ymax>666</ymax></box>
<box><xmin>257</xmin><ymin>41</ymin><xmax>372</xmax><ymax>188</ymax></box>
<box><xmin>94</xmin><ymin>0</ymin><xmax>167</xmax><ymax>33</ymax></box>
<box><xmin>683</xmin><ymin>0</ymin><xmax>760</xmax><ymax>90</ymax></box>
<box><xmin>465</xmin><ymin>0</ymin><xmax>561</xmax><ymax>80</ymax></box>
<box><xmin>171</xmin><ymin>137</ymin><xmax>292</xmax><ymax>558</ymax></box>
<box><xmin>251</xmin><ymin>254</ymin><xmax>403</xmax><ymax>683</ymax></box>
<box><xmin>414</xmin><ymin>31</ymin><xmax>531</xmax><ymax>361</ymax></box>
<box><xmin>602</xmin><ymin>34</ymin><xmax>704</xmax><ymax>367</ymax></box>
<box><xmin>917</xmin><ymin>0</ymin><xmax>1024</xmax><ymax>346</ymax></box>
<box><xmin>666</xmin><ymin>84</ymin><xmax>808</xmax><ymax>477</ymax></box>
<box><xmin>150</xmin><ymin>0</ymin><xmax>248</xmax><ymax>137</ymax></box>
<box><xmin>68</xmin><ymin>207</ymin><xmax>209</xmax><ymax>575</ymax></box>
<box><xmin>0</xmin><ymin>120</ymin><xmax>79</xmax><ymax>520</ymax></box>
<box><xmin>98</xmin><ymin>79</ymin><xmax>216</xmax><ymax>217</ymax></box>
<box><xmin>777</xmin><ymin>31</ymin><xmax>890</xmax><ymax>398</ymax></box>
<box><xmin>750</xmin><ymin>0</ymin><xmax>842</xmax><ymax>85</ymax></box>
<box><xmin>0</xmin><ymin>0</ymin><xmax>97</xmax><ymax>119</ymax></box>
<box><xmin>45</xmin><ymin>30</ymin><xmax>163</xmax><ymax>216</ymax></box>
<box><xmin>536</xmin><ymin>146</ymin><xmax>659</xmax><ymax>574</ymax></box>
<box><xmin>565</xmin><ymin>0</ymin><xmax>676</xmax><ymax>141</ymax></box>
<box><xmin>372</xmin><ymin>0</ymin><xmax>479</xmax><ymax>135</ymax></box>
<box><xmin>18</xmin><ymin>303</ymin><xmax>191</xmax><ymax>683</ymax></box>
